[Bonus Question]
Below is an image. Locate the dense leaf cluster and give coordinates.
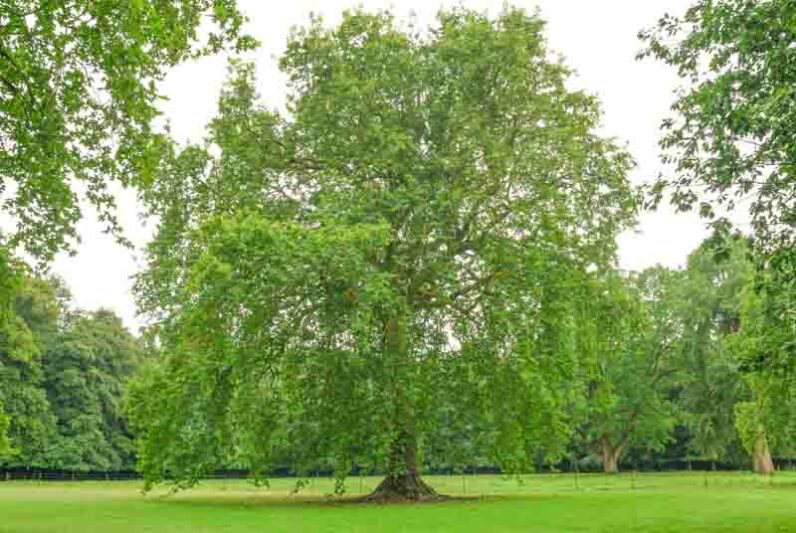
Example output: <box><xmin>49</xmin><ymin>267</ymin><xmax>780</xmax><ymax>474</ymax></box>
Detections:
<box><xmin>0</xmin><ymin>0</ymin><xmax>254</xmax><ymax>262</ymax></box>
<box><xmin>640</xmin><ymin>0</ymin><xmax>796</xmax><ymax>247</ymax></box>
<box><xmin>0</xmin><ymin>275</ymin><xmax>143</xmax><ymax>470</ymax></box>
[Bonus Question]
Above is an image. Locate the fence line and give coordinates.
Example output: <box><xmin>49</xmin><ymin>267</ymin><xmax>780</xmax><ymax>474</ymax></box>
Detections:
<box><xmin>1</xmin><ymin>458</ymin><xmax>792</xmax><ymax>482</ymax></box>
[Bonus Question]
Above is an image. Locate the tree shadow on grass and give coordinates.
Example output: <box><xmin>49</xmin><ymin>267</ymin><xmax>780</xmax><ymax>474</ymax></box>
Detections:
<box><xmin>142</xmin><ymin>492</ymin><xmax>555</xmax><ymax>509</ymax></box>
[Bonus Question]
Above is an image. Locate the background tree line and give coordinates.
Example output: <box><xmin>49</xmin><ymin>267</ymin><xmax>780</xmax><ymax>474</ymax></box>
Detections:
<box><xmin>0</xmin><ymin>272</ymin><xmax>143</xmax><ymax>471</ymax></box>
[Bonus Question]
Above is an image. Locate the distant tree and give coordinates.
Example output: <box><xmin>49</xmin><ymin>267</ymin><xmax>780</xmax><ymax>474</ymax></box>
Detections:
<box><xmin>0</xmin><ymin>274</ymin><xmax>143</xmax><ymax>470</ymax></box>
<box><xmin>580</xmin><ymin>271</ymin><xmax>677</xmax><ymax>473</ymax></box>
<box><xmin>728</xmin><ymin>245</ymin><xmax>795</xmax><ymax>474</ymax></box>
<box><xmin>0</xmin><ymin>276</ymin><xmax>59</xmax><ymax>468</ymax></box>
<box><xmin>129</xmin><ymin>8</ymin><xmax>638</xmax><ymax>500</ymax></box>
<box><xmin>44</xmin><ymin>310</ymin><xmax>143</xmax><ymax>471</ymax></box>
<box><xmin>0</xmin><ymin>0</ymin><xmax>255</xmax><ymax>263</ymax></box>
<box><xmin>0</xmin><ymin>406</ymin><xmax>11</xmax><ymax>460</ymax></box>
<box><xmin>676</xmin><ymin>233</ymin><xmax>750</xmax><ymax>466</ymax></box>
<box><xmin>640</xmin><ymin>0</ymin><xmax>796</xmax><ymax>247</ymax></box>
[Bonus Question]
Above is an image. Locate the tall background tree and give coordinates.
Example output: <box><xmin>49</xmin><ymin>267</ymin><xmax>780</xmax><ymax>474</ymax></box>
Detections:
<box><xmin>728</xmin><ymin>244</ymin><xmax>795</xmax><ymax>474</ymax></box>
<box><xmin>578</xmin><ymin>271</ymin><xmax>678</xmax><ymax>473</ymax></box>
<box><xmin>44</xmin><ymin>310</ymin><xmax>143</xmax><ymax>471</ymax></box>
<box><xmin>676</xmin><ymin>232</ymin><xmax>750</xmax><ymax>468</ymax></box>
<box><xmin>0</xmin><ymin>273</ymin><xmax>144</xmax><ymax>471</ymax></box>
<box><xmin>0</xmin><ymin>276</ymin><xmax>59</xmax><ymax>468</ymax></box>
<box><xmin>129</xmin><ymin>7</ymin><xmax>638</xmax><ymax>500</ymax></box>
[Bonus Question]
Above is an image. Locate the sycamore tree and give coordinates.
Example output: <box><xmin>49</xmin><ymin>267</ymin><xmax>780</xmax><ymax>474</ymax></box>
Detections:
<box><xmin>45</xmin><ymin>310</ymin><xmax>143</xmax><ymax>471</ymax></box>
<box><xmin>129</xmin><ymin>8</ymin><xmax>637</xmax><ymax>500</ymax></box>
<box><xmin>578</xmin><ymin>270</ymin><xmax>677</xmax><ymax>473</ymax></box>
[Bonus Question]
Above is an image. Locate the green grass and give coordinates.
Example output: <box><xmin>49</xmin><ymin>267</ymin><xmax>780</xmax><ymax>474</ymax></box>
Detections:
<box><xmin>1</xmin><ymin>472</ymin><xmax>794</xmax><ymax>532</ymax></box>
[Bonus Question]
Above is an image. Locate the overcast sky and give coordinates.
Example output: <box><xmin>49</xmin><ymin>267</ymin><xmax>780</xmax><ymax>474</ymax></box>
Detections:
<box><xmin>52</xmin><ymin>0</ymin><xmax>718</xmax><ymax>333</ymax></box>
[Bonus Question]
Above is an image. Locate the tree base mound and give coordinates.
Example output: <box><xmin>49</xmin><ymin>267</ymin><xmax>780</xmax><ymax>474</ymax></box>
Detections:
<box><xmin>364</xmin><ymin>474</ymin><xmax>445</xmax><ymax>503</ymax></box>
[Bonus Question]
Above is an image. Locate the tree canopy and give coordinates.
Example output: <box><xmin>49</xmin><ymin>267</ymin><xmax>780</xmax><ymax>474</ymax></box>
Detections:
<box><xmin>578</xmin><ymin>270</ymin><xmax>678</xmax><ymax>473</ymax></box>
<box><xmin>639</xmin><ymin>0</ymin><xmax>796</xmax><ymax>247</ymax></box>
<box><xmin>129</xmin><ymin>7</ymin><xmax>638</xmax><ymax>499</ymax></box>
<box><xmin>0</xmin><ymin>0</ymin><xmax>254</xmax><ymax>262</ymax></box>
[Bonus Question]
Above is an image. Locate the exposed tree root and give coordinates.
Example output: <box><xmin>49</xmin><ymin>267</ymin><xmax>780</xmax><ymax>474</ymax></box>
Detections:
<box><xmin>364</xmin><ymin>473</ymin><xmax>446</xmax><ymax>503</ymax></box>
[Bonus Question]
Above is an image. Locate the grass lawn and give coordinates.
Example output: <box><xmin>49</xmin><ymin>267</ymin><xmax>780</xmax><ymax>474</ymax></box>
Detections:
<box><xmin>0</xmin><ymin>472</ymin><xmax>794</xmax><ymax>532</ymax></box>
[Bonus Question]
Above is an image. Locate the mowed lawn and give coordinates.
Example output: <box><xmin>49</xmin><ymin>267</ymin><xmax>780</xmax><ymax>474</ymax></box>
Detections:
<box><xmin>1</xmin><ymin>472</ymin><xmax>794</xmax><ymax>532</ymax></box>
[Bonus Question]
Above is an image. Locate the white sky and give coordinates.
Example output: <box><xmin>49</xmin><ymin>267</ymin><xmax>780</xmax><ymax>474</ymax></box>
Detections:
<box><xmin>52</xmin><ymin>0</ymin><xmax>717</xmax><ymax>333</ymax></box>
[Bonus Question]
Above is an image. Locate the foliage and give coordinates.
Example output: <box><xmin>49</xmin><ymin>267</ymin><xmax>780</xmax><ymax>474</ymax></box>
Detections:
<box><xmin>639</xmin><ymin>0</ymin><xmax>796</xmax><ymax>247</ymax></box>
<box><xmin>44</xmin><ymin>310</ymin><xmax>143</xmax><ymax>471</ymax></box>
<box><xmin>0</xmin><ymin>0</ymin><xmax>255</xmax><ymax>262</ymax></box>
<box><xmin>675</xmin><ymin>232</ymin><xmax>750</xmax><ymax>461</ymax></box>
<box><xmin>578</xmin><ymin>270</ymin><xmax>678</xmax><ymax>471</ymax></box>
<box><xmin>0</xmin><ymin>402</ymin><xmax>12</xmax><ymax>459</ymax></box>
<box><xmin>0</xmin><ymin>276</ymin><xmax>59</xmax><ymax>467</ymax></box>
<box><xmin>729</xmin><ymin>245</ymin><xmax>795</xmax><ymax>458</ymax></box>
<box><xmin>0</xmin><ymin>274</ymin><xmax>143</xmax><ymax>470</ymax></box>
<box><xmin>0</xmin><ymin>246</ymin><xmax>20</xmax><ymax>323</ymax></box>
<box><xmin>130</xmin><ymin>7</ymin><xmax>638</xmax><ymax>493</ymax></box>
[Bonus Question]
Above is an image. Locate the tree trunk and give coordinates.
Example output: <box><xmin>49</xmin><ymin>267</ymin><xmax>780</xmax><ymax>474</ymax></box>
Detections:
<box><xmin>600</xmin><ymin>437</ymin><xmax>622</xmax><ymax>474</ymax></box>
<box><xmin>366</xmin><ymin>316</ymin><xmax>441</xmax><ymax>502</ymax></box>
<box><xmin>752</xmin><ymin>431</ymin><xmax>775</xmax><ymax>475</ymax></box>
<box><xmin>366</xmin><ymin>431</ymin><xmax>440</xmax><ymax>502</ymax></box>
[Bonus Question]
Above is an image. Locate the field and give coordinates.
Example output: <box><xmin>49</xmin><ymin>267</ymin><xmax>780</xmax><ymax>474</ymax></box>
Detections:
<box><xmin>1</xmin><ymin>472</ymin><xmax>794</xmax><ymax>532</ymax></box>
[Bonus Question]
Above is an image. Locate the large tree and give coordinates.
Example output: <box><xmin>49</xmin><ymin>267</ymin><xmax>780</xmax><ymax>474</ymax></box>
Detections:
<box><xmin>0</xmin><ymin>0</ymin><xmax>254</xmax><ymax>262</ymax></box>
<box><xmin>130</xmin><ymin>8</ymin><xmax>637</xmax><ymax>500</ymax></box>
<box><xmin>729</xmin><ymin>244</ymin><xmax>795</xmax><ymax>474</ymax></box>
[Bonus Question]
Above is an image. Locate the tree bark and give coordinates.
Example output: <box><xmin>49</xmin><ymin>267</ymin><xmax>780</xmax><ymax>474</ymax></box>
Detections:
<box><xmin>366</xmin><ymin>431</ymin><xmax>441</xmax><ymax>502</ymax></box>
<box><xmin>365</xmin><ymin>315</ymin><xmax>442</xmax><ymax>502</ymax></box>
<box><xmin>752</xmin><ymin>430</ymin><xmax>775</xmax><ymax>475</ymax></box>
<box><xmin>600</xmin><ymin>437</ymin><xmax>622</xmax><ymax>474</ymax></box>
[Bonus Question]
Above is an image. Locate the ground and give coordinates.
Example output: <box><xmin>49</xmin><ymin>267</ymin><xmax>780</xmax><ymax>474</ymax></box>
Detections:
<box><xmin>0</xmin><ymin>472</ymin><xmax>794</xmax><ymax>532</ymax></box>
